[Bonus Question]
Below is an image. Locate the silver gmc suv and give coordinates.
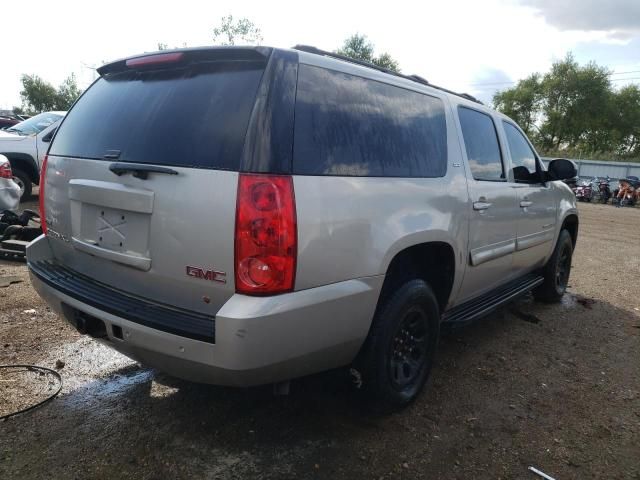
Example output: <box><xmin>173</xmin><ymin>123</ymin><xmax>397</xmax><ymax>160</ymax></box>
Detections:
<box><xmin>27</xmin><ymin>46</ymin><xmax>578</xmax><ymax>408</ymax></box>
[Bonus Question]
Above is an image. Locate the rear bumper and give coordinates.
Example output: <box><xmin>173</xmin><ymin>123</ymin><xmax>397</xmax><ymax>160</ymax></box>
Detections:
<box><xmin>27</xmin><ymin>235</ymin><xmax>382</xmax><ymax>386</ymax></box>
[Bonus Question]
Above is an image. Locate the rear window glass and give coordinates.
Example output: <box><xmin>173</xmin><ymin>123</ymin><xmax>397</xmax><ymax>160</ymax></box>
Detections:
<box><xmin>293</xmin><ymin>65</ymin><xmax>447</xmax><ymax>177</ymax></box>
<box><xmin>50</xmin><ymin>62</ymin><xmax>265</xmax><ymax>170</ymax></box>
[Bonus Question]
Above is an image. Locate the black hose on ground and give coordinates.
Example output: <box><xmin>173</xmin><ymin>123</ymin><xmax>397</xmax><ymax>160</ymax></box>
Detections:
<box><xmin>0</xmin><ymin>365</ymin><xmax>63</xmax><ymax>420</ymax></box>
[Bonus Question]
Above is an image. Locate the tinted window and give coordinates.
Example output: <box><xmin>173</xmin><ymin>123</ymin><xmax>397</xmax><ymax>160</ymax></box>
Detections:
<box><xmin>503</xmin><ymin>122</ymin><xmax>539</xmax><ymax>180</ymax></box>
<box><xmin>293</xmin><ymin>65</ymin><xmax>447</xmax><ymax>177</ymax></box>
<box><xmin>50</xmin><ymin>62</ymin><xmax>265</xmax><ymax>170</ymax></box>
<box><xmin>458</xmin><ymin>107</ymin><xmax>504</xmax><ymax>181</ymax></box>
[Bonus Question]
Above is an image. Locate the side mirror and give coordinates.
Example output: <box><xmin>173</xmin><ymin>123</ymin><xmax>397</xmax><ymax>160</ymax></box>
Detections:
<box><xmin>41</xmin><ymin>127</ymin><xmax>57</xmax><ymax>143</ymax></box>
<box><xmin>547</xmin><ymin>158</ymin><xmax>577</xmax><ymax>182</ymax></box>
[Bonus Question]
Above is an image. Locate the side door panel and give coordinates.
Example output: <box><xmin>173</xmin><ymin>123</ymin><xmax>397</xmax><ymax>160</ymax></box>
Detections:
<box><xmin>500</xmin><ymin>121</ymin><xmax>557</xmax><ymax>273</ymax></box>
<box><xmin>461</xmin><ymin>182</ymin><xmax>518</xmax><ymax>300</ymax></box>
<box><xmin>513</xmin><ymin>185</ymin><xmax>556</xmax><ymax>270</ymax></box>
<box><xmin>454</xmin><ymin>106</ymin><xmax>519</xmax><ymax>303</ymax></box>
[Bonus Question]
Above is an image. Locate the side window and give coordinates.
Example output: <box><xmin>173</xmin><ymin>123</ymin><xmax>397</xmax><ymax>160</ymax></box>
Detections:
<box><xmin>41</xmin><ymin>126</ymin><xmax>58</xmax><ymax>143</ymax></box>
<box><xmin>503</xmin><ymin>122</ymin><xmax>540</xmax><ymax>183</ymax></box>
<box><xmin>292</xmin><ymin>65</ymin><xmax>448</xmax><ymax>177</ymax></box>
<box><xmin>457</xmin><ymin>107</ymin><xmax>504</xmax><ymax>181</ymax></box>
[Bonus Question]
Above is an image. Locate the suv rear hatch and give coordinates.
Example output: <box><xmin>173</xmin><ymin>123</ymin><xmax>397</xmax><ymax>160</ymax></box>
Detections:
<box><xmin>42</xmin><ymin>48</ymin><xmax>272</xmax><ymax>316</ymax></box>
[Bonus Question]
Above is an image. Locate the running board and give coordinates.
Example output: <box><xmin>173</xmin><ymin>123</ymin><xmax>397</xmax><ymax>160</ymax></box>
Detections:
<box><xmin>443</xmin><ymin>274</ymin><xmax>543</xmax><ymax>324</ymax></box>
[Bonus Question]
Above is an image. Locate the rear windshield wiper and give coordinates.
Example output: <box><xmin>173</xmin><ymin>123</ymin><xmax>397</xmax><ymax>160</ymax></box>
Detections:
<box><xmin>108</xmin><ymin>162</ymin><xmax>179</xmax><ymax>180</ymax></box>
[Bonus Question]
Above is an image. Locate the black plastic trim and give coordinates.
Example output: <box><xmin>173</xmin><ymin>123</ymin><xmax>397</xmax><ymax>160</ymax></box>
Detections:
<box><xmin>241</xmin><ymin>49</ymin><xmax>298</xmax><ymax>174</ymax></box>
<box><xmin>443</xmin><ymin>274</ymin><xmax>543</xmax><ymax>324</ymax></box>
<box><xmin>108</xmin><ymin>162</ymin><xmax>179</xmax><ymax>179</ymax></box>
<box><xmin>29</xmin><ymin>261</ymin><xmax>215</xmax><ymax>343</ymax></box>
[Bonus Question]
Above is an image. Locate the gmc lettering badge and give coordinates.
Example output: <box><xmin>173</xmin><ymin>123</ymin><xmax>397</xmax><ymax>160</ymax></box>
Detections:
<box><xmin>186</xmin><ymin>266</ymin><xmax>227</xmax><ymax>284</ymax></box>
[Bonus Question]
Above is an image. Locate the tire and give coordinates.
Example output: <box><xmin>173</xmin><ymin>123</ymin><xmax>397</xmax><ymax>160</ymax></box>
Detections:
<box><xmin>353</xmin><ymin>279</ymin><xmax>440</xmax><ymax>410</ymax></box>
<box><xmin>11</xmin><ymin>168</ymin><xmax>32</xmax><ymax>200</ymax></box>
<box><xmin>533</xmin><ymin>229</ymin><xmax>573</xmax><ymax>303</ymax></box>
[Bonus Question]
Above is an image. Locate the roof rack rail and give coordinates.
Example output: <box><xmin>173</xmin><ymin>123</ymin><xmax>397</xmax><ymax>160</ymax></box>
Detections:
<box><xmin>292</xmin><ymin>44</ymin><xmax>483</xmax><ymax>105</ymax></box>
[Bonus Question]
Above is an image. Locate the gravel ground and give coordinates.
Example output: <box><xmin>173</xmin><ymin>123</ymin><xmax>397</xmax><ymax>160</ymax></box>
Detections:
<box><xmin>0</xmin><ymin>199</ymin><xmax>639</xmax><ymax>479</ymax></box>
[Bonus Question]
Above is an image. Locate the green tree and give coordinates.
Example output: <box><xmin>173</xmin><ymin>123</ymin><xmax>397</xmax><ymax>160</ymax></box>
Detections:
<box><xmin>492</xmin><ymin>53</ymin><xmax>639</xmax><ymax>159</ymax></box>
<box><xmin>56</xmin><ymin>74</ymin><xmax>82</xmax><ymax>109</ymax></box>
<box><xmin>539</xmin><ymin>54</ymin><xmax>611</xmax><ymax>152</ymax></box>
<box><xmin>19</xmin><ymin>75</ymin><xmax>59</xmax><ymax>113</ymax></box>
<box><xmin>372</xmin><ymin>52</ymin><xmax>400</xmax><ymax>72</ymax></box>
<box><xmin>336</xmin><ymin>34</ymin><xmax>400</xmax><ymax>72</ymax></box>
<box><xmin>20</xmin><ymin>74</ymin><xmax>83</xmax><ymax>114</ymax></box>
<box><xmin>212</xmin><ymin>15</ymin><xmax>263</xmax><ymax>45</ymax></box>
<box><xmin>612</xmin><ymin>85</ymin><xmax>640</xmax><ymax>156</ymax></box>
<box><xmin>492</xmin><ymin>74</ymin><xmax>542</xmax><ymax>135</ymax></box>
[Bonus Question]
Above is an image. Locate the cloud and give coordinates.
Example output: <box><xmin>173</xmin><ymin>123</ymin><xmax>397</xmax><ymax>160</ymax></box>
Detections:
<box><xmin>518</xmin><ymin>0</ymin><xmax>640</xmax><ymax>38</ymax></box>
<box><xmin>1</xmin><ymin>0</ymin><xmax>637</xmax><ymax>109</ymax></box>
<box><xmin>467</xmin><ymin>68</ymin><xmax>513</xmax><ymax>105</ymax></box>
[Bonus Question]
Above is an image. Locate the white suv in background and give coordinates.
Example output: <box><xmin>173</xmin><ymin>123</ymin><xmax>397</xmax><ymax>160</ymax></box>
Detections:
<box><xmin>0</xmin><ymin>155</ymin><xmax>20</xmax><ymax>211</ymax></box>
<box><xmin>0</xmin><ymin>111</ymin><xmax>66</xmax><ymax>199</ymax></box>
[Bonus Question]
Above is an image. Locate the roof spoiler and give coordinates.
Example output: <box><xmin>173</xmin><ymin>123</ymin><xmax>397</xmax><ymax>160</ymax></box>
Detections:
<box><xmin>97</xmin><ymin>46</ymin><xmax>272</xmax><ymax>76</ymax></box>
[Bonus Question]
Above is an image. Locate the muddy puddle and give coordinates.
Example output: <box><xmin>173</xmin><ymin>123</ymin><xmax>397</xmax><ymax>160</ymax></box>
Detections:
<box><xmin>1</xmin><ymin>337</ymin><xmax>155</xmax><ymax>418</ymax></box>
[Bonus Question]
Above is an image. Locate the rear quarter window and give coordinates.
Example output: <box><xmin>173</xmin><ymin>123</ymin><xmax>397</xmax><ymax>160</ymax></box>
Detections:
<box><xmin>50</xmin><ymin>61</ymin><xmax>265</xmax><ymax>170</ymax></box>
<box><xmin>292</xmin><ymin>65</ymin><xmax>448</xmax><ymax>177</ymax></box>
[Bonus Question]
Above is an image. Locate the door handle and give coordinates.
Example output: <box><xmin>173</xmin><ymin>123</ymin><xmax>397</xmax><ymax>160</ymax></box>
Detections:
<box><xmin>520</xmin><ymin>201</ymin><xmax>533</xmax><ymax>208</ymax></box>
<box><xmin>473</xmin><ymin>201</ymin><xmax>492</xmax><ymax>211</ymax></box>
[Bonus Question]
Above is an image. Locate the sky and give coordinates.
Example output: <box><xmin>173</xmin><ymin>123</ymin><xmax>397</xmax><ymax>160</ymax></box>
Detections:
<box><xmin>1</xmin><ymin>0</ymin><xmax>639</xmax><ymax>109</ymax></box>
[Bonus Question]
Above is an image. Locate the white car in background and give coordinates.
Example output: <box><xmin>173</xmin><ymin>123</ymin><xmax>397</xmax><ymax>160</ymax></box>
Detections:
<box><xmin>0</xmin><ymin>111</ymin><xmax>66</xmax><ymax>199</ymax></box>
<box><xmin>0</xmin><ymin>154</ymin><xmax>20</xmax><ymax>212</ymax></box>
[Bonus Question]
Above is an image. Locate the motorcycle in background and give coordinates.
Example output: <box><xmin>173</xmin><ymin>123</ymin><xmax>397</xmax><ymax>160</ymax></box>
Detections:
<box><xmin>597</xmin><ymin>177</ymin><xmax>612</xmax><ymax>204</ymax></box>
<box><xmin>574</xmin><ymin>178</ymin><xmax>594</xmax><ymax>202</ymax></box>
<box><xmin>613</xmin><ymin>176</ymin><xmax>639</xmax><ymax>207</ymax></box>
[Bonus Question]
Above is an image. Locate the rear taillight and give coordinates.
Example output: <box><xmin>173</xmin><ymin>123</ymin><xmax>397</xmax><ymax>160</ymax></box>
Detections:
<box><xmin>235</xmin><ymin>174</ymin><xmax>297</xmax><ymax>295</ymax></box>
<box><xmin>39</xmin><ymin>155</ymin><xmax>48</xmax><ymax>235</ymax></box>
<box><xmin>0</xmin><ymin>161</ymin><xmax>11</xmax><ymax>179</ymax></box>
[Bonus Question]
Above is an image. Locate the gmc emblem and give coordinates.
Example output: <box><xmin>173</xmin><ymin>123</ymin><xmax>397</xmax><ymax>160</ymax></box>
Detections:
<box><xmin>186</xmin><ymin>266</ymin><xmax>227</xmax><ymax>284</ymax></box>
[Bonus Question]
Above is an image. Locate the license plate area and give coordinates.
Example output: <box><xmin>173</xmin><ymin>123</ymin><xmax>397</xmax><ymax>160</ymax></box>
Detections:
<box><xmin>68</xmin><ymin>179</ymin><xmax>154</xmax><ymax>270</ymax></box>
<box><xmin>80</xmin><ymin>205</ymin><xmax>149</xmax><ymax>254</ymax></box>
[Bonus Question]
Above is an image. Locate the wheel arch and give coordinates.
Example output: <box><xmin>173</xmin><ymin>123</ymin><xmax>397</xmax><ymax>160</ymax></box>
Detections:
<box><xmin>378</xmin><ymin>241</ymin><xmax>457</xmax><ymax>314</ymax></box>
<box><xmin>561</xmin><ymin>213</ymin><xmax>579</xmax><ymax>248</ymax></box>
<box><xmin>4</xmin><ymin>153</ymin><xmax>39</xmax><ymax>184</ymax></box>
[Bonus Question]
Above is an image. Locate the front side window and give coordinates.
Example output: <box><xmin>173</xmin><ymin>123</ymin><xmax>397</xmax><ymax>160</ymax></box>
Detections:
<box><xmin>458</xmin><ymin>107</ymin><xmax>504</xmax><ymax>181</ymax></box>
<box><xmin>503</xmin><ymin>122</ymin><xmax>540</xmax><ymax>183</ymax></box>
<box><xmin>293</xmin><ymin>65</ymin><xmax>448</xmax><ymax>177</ymax></box>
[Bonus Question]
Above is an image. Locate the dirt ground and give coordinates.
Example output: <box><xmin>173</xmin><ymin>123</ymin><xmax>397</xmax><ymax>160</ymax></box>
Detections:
<box><xmin>1</xmin><ymin>199</ymin><xmax>639</xmax><ymax>479</ymax></box>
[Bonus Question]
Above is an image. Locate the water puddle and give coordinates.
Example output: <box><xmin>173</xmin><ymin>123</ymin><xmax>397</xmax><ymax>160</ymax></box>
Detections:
<box><xmin>40</xmin><ymin>337</ymin><xmax>156</xmax><ymax>407</ymax></box>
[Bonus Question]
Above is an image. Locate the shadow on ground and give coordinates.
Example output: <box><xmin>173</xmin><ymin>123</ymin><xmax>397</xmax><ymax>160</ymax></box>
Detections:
<box><xmin>2</xmin><ymin>290</ymin><xmax>638</xmax><ymax>479</ymax></box>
